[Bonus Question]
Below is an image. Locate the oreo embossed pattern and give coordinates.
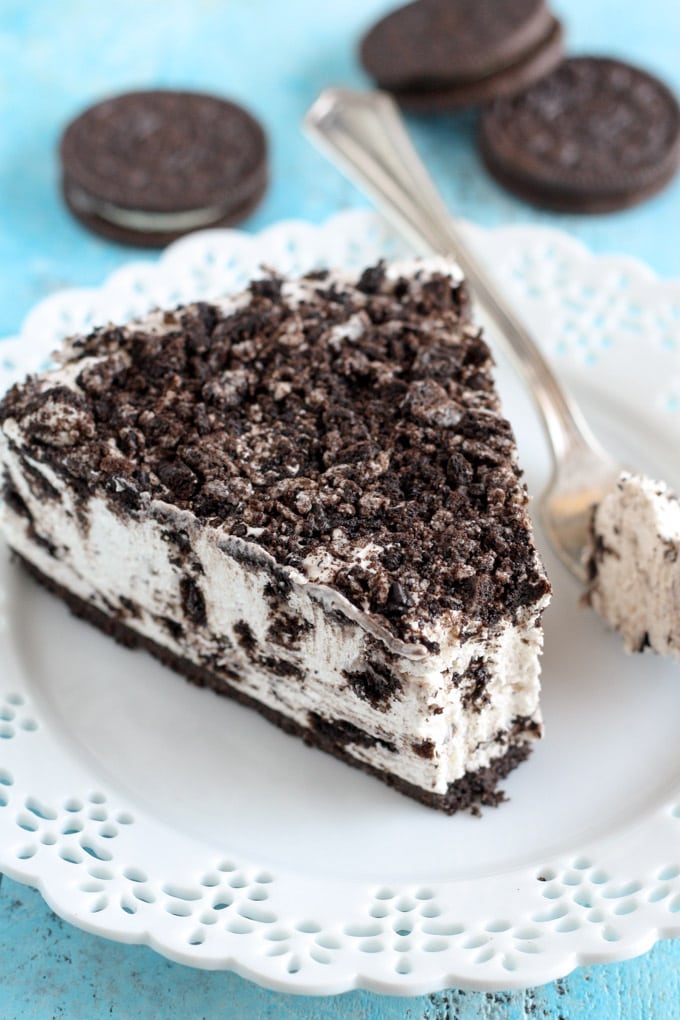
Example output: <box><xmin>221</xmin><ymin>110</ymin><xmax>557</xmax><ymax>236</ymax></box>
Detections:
<box><xmin>359</xmin><ymin>0</ymin><xmax>565</xmax><ymax>111</ymax></box>
<box><xmin>479</xmin><ymin>57</ymin><xmax>680</xmax><ymax>212</ymax></box>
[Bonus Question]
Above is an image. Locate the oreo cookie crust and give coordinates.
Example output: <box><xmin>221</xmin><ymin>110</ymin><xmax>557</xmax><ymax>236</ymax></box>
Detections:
<box><xmin>360</xmin><ymin>0</ymin><xmax>554</xmax><ymax>91</ymax></box>
<box><xmin>479</xmin><ymin>57</ymin><xmax>680</xmax><ymax>212</ymax></box>
<box><xmin>60</xmin><ymin>90</ymin><xmax>268</xmax><ymax>246</ymax></box>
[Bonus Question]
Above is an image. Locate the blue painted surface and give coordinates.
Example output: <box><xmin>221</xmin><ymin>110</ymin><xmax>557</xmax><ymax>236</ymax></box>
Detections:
<box><xmin>1</xmin><ymin>0</ymin><xmax>680</xmax><ymax>1016</ymax></box>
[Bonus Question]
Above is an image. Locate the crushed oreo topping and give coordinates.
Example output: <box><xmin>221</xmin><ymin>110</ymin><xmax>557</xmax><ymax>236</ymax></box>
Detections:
<box><xmin>0</xmin><ymin>263</ymin><xmax>549</xmax><ymax>642</ymax></box>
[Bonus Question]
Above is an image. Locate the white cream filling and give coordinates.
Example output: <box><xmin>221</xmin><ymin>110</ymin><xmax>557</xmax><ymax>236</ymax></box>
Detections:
<box><xmin>588</xmin><ymin>472</ymin><xmax>680</xmax><ymax>659</ymax></box>
<box><xmin>66</xmin><ymin>182</ymin><xmax>253</xmax><ymax>233</ymax></box>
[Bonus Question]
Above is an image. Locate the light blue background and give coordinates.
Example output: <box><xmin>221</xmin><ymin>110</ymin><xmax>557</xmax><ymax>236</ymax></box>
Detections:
<box><xmin>1</xmin><ymin>1</ymin><xmax>680</xmax><ymax>1017</ymax></box>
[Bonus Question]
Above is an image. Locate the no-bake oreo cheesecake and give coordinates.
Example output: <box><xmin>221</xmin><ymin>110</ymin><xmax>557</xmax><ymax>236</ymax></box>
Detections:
<box><xmin>0</xmin><ymin>260</ymin><xmax>550</xmax><ymax>812</ymax></box>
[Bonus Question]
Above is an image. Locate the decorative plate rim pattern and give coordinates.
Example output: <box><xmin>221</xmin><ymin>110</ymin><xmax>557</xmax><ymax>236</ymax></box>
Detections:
<box><xmin>1</xmin><ymin>210</ymin><xmax>680</xmax><ymax>995</ymax></box>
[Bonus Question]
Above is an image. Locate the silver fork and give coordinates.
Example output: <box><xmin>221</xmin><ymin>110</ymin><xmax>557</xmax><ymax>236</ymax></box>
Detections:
<box><xmin>304</xmin><ymin>88</ymin><xmax>622</xmax><ymax>583</ymax></box>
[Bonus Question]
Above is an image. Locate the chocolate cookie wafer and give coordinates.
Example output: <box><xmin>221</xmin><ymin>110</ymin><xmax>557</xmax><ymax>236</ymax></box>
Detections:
<box><xmin>394</xmin><ymin>19</ymin><xmax>564</xmax><ymax>113</ymax></box>
<box><xmin>60</xmin><ymin>90</ymin><xmax>268</xmax><ymax>246</ymax></box>
<box><xmin>479</xmin><ymin>57</ymin><xmax>680</xmax><ymax>212</ymax></box>
<box><xmin>359</xmin><ymin>0</ymin><xmax>564</xmax><ymax>111</ymax></box>
<box><xmin>361</xmin><ymin>0</ymin><xmax>554</xmax><ymax>90</ymax></box>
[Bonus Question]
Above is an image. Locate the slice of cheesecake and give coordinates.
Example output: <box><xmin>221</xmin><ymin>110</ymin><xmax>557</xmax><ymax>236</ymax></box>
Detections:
<box><xmin>0</xmin><ymin>260</ymin><xmax>550</xmax><ymax>813</ymax></box>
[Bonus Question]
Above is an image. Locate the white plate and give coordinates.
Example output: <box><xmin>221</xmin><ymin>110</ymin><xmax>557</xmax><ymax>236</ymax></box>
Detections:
<box><xmin>1</xmin><ymin>211</ymin><xmax>680</xmax><ymax>995</ymax></box>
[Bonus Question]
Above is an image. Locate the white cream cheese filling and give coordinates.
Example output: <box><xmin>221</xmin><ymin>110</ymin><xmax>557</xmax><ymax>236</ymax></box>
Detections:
<box><xmin>1</xmin><ymin>432</ymin><xmax>545</xmax><ymax>796</ymax></box>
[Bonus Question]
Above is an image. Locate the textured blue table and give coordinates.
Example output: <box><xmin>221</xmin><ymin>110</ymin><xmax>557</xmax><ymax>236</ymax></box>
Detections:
<box><xmin>1</xmin><ymin>1</ymin><xmax>680</xmax><ymax>1017</ymax></box>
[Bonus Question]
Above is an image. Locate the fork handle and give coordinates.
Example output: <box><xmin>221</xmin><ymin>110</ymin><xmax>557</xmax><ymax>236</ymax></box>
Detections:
<box><xmin>304</xmin><ymin>88</ymin><xmax>598</xmax><ymax>464</ymax></box>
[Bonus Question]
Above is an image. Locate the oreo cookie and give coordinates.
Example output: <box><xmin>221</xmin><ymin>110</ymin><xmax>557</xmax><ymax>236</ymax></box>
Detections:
<box><xmin>394</xmin><ymin>19</ymin><xmax>564</xmax><ymax>113</ymax></box>
<box><xmin>479</xmin><ymin>58</ymin><xmax>680</xmax><ymax>212</ymax></box>
<box><xmin>359</xmin><ymin>0</ymin><xmax>564</xmax><ymax>111</ymax></box>
<box><xmin>60</xmin><ymin>90</ymin><xmax>268</xmax><ymax>247</ymax></box>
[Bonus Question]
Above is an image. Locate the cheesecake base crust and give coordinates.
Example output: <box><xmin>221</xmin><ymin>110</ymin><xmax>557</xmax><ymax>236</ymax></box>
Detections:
<box><xmin>15</xmin><ymin>551</ymin><xmax>533</xmax><ymax>815</ymax></box>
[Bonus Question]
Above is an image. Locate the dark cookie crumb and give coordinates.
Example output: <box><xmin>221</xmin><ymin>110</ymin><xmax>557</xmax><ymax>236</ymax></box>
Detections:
<box><xmin>179</xmin><ymin>575</ymin><xmax>207</xmax><ymax>627</ymax></box>
<box><xmin>259</xmin><ymin>655</ymin><xmax>304</xmax><ymax>680</ymax></box>
<box><xmin>637</xmin><ymin>631</ymin><xmax>651</xmax><ymax>653</ymax></box>
<box><xmin>3</xmin><ymin>470</ymin><xmax>59</xmax><ymax>557</ymax></box>
<box><xmin>263</xmin><ymin>573</ymin><xmax>294</xmax><ymax>603</ymax></box>
<box><xmin>412</xmin><ymin>739</ymin><xmax>436</xmax><ymax>759</ymax></box>
<box><xmin>234</xmin><ymin>619</ymin><xmax>257</xmax><ymax>654</ymax></box>
<box><xmin>454</xmin><ymin>657</ymin><xmax>492</xmax><ymax>713</ymax></box>
<box><xmin>267</xmin><ymin>612</ymin><xmax>312</xmax><ymax>649</ymax></box>
<box><xmin>158</xmin><ymin>615</ymin><xmax>184</xmax><ymax>641</ymax></box>
<box><xmin>30</xmin><ymin>529</ymin><xmax>59</xmax><ymax>558</ymax></box>
<box><xmin>2</xmin><ymin>471</ymin><xmax>32</xmax><ymax>523</ymax></box>
<box><xmin>308</xmin><ymin>712</ymin><xmax>397</xmax><ymax>754</ymax></box>
<box><xmin>18</xmin><ymin>454</ymin><xmax>60</xmax><ymax>501</ymax></box>
<box><xmin>119</xmin><ymin>596</ymin><xmax>140</xmax><ymax>619</ymax></box>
